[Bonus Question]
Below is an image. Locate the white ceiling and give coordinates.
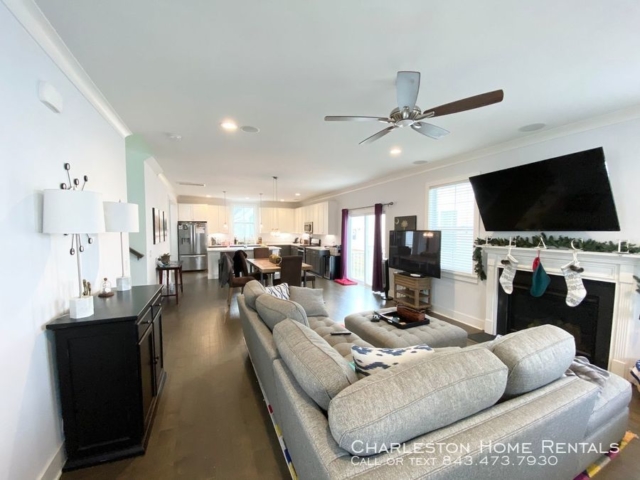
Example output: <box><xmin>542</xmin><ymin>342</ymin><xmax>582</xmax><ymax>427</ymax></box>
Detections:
<box><xmin>35</xmin><ymin>0</ymin><xmax>640</xmax><ymax>202</ymax></box>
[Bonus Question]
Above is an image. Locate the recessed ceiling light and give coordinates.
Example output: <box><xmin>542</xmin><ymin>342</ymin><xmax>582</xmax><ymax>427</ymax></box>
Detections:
<box><xmin>294</xmin><ymin>193</ymin><xmax>301</xmax><ymax>196</ymax></box>
<box><xmin>280</xmin><ymin>199</ymin><xmax>285</xmax><ymax>202</ymax></box>
<box><xmin>221</xmin><ymin>119</ymin><xmax>238</xmax><ymax>131</ymax></box>
<box><xmin>245</xmin><ymin>197</ymin><xmax>250</xmax><ymax>200</ymax></box>
<box><xmin>519</xmin><ymin>123</ymin><xmax>546</xmax><ymax>132</ymax></box>
<box><xmin>166</xmin><ymin>133</ymin><xmax>182</xmax><ymax>141</ymax></box>
<box><xmin>206</xmin><ymin>195</ymin><xmax>212</xmax><ymax>198</ymax></box>
<box><xmin>241</xmin><ymin>125</ymin><xmax>260</xmax><ymax>133</ymax></box>
<box><xmin>413</xmin><ymin>160</ymin><xmax>428</xmax><ymax>165</ymax></box>
<box><xmin>390</xmin><ymin>147</ymin><xmax>402</xmax><ymax>156</ymax></box>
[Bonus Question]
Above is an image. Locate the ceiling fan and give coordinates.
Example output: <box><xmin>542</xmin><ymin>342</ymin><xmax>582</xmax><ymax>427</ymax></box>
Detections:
<box><xmin>325</xmin><ymin>71</ymin><xmax>504</xmax><ymax>145</ymax></box>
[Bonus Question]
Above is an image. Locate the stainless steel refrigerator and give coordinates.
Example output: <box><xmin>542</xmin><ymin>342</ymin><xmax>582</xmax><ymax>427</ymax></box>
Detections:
<box><xmin>178</xmin><ymin>221</ymin><xmax>208</xmax><ymax>271</ymax></box>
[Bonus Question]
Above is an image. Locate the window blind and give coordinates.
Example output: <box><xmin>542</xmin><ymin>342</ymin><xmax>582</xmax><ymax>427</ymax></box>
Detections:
<box><xmin>428</xmin><ymin>181</ymin><xmax>475</xmax><ymax>274</ymax></box>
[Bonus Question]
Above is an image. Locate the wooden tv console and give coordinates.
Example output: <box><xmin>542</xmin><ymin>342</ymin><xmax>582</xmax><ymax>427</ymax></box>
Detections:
<box><xmin>393</xmin><ymin>272</ymin><xmax>432</xmax><ymax>310</ymax></box>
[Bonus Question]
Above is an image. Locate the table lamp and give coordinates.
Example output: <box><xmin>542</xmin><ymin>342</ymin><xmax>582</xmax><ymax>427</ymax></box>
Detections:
<box><xmin>43</xmin><ymin>188</ymin><xmax>105</xmax><ymax>318</ymax></box>
<box><xmin>103</xmin><ymin>201</ymin><xmax>139</xmax><ymax>291</ymax></box>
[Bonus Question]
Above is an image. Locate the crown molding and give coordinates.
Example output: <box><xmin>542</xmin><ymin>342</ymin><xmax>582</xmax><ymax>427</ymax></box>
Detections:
<box><xmin>307</xmin><ymin>102</ymin><xmax>640</xmax><ymax>204</ymax></box>
<box><xmin>3</xmin><ymin>0</ymin><xmax>131</xmax><ymax>137</ymax></box>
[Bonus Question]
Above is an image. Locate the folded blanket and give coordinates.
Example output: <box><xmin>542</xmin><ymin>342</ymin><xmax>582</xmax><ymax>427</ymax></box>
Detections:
<box><xmin>565</xmin><ymin>356</ymin><xmax>610</xmax><ymax>389</ymax></box>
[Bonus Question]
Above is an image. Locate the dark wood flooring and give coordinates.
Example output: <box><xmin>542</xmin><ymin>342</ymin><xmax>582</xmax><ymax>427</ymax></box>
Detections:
<box><xmin>61</xmin><ymin>273</ymin><xmax>639</xmax><ymax>480</ymax></box>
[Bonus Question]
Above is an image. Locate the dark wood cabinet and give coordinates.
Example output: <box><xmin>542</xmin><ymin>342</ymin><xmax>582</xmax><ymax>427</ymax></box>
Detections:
<box><xmin>46</xmin><ymin>285</ymin><xmax>165</xmax><ymax>471</ymax></box>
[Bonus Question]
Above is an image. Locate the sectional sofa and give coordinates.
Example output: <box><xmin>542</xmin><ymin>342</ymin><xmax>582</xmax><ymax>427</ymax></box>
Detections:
<box><xmin>237</xmin><ymin>280</ymin><xmax>631</xmax><ymax>480</ymax></box>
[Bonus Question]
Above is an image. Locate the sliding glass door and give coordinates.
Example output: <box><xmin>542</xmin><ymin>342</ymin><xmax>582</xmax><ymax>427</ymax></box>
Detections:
<box><xmin>348</xmin><ymin>213</ymin><xmax>385</xmax><ymax>285</ymax></box>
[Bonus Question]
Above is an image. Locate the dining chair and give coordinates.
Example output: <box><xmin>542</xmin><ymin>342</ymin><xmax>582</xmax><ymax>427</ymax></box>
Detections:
<box><xmin>224</xmin><ymin>255</ymin><xmax>259</xmax><ymax>306</ymax></box>
<box><xmin>273</xmin><ymin>255</ymin><xmax>303</xmax><ymax>287</ymax></box>
<box><xmin>253</xmin><ymin>247</ymin><xmax>270</xmax><ymax>259</ymax></box>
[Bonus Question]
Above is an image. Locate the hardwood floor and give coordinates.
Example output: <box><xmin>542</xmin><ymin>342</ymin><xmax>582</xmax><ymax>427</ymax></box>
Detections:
<box><xmin>61</xmin><ymin>273</ymin><xmax>639</xmax><ymax>480</ymax></box>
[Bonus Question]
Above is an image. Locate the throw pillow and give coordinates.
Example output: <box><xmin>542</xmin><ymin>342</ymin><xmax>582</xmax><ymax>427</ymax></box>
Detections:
<box><xmin>243</xmin><ymin>280</ymin><xmax>266</xmax><ymax>310</ymax></box>
<box><xmin>351</xmin><ymin>344</ymin><xmax>434</xmax><ymax>376</ymax></box>
<box><xmin>255</xmin><ymin>294</ymin><xmax>309</xmax><ymax>331</ymax></box>
<box><xmin>274</xmin><ymin>319</ymin><xmax>358</xmax><ymax>410</ymax></box>
<box><xmin>289</xmin><ymin>286</ymin><xmax>329</xmax><ymax>317</ymax></box>
<box><xmin>265</xmin><ymin>283</ymin><xmax>290</xmax><ymax>300</ymax></box>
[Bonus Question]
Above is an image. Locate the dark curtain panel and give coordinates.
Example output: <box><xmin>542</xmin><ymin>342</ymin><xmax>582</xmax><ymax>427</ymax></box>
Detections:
<box><xmin>339</xmin><ymin>209</ymin><xmax>349</xmax><ymax>279</ymax></box>
<box><xmin>372</xmin><ymin>203</ymin><xmax>383</xmax><ymax>291</ymax></box>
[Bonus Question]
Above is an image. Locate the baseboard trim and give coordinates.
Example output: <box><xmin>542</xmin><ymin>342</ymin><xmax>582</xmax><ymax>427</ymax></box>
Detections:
<box><xmin>430</xmin><ymin>304</ymin><xmax>484</xmax><ymax>330</ymax></box>
<box><xmin>39</xmin><ymin>442</ymin><xmax>64</xmax><ymax>480</ymax></box>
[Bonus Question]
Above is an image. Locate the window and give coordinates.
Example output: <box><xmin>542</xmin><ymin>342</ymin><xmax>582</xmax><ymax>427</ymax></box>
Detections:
<box><xmin>428</xmin><ymin>181</ymin><xmax>475</xmax><ymax>274</ymax></box>
<box><xmin>233</xmin><ymin>206</ymin><xmax>255</xmax><ymax>243</ymax></box>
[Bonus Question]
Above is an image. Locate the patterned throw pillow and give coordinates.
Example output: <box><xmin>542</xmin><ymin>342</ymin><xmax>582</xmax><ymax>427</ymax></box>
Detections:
<box><xmin>266</xmin><ymin>283</ymin><xmax>290</xmax><ymax>300</ymax></box>
<box><xmin>351</xmin><ymin>344</ymin><xmax>434</xmax><ymax>376</ymax></box>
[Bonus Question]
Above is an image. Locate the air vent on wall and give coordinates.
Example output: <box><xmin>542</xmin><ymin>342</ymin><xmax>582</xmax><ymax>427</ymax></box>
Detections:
<box><xmin>177</xmin><ymin>182</ymin><xmax>206</xmax><ymax>187</ymax></box>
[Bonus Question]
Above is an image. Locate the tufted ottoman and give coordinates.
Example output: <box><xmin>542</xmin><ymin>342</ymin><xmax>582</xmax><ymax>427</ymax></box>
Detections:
<box><xmin>344</xmin><ymin>312</ymin><xmax>468</xmax><ymax>349</ymax></box>
<box><xmin>307</xmin><ymin>316</ymin><xmax>373</xmax><ymax>360</ymax></box>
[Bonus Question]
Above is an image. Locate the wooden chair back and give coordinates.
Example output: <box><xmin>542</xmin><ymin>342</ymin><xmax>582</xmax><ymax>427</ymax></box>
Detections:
<box><xmin>253</xmin><ymin>247</ymin><xmax>270</xmax><ymax>259</ymax></box>
<box><xmin>278</xmin><ymin>255</ymin><xmax>303</xmax><ymax>287</ymax></box>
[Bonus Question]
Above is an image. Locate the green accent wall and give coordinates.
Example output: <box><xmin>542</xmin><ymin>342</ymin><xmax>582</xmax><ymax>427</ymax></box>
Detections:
<box><xmin>126</xmin><ymin>134</ymin><xmax>153</xmax><ymax>285</ymax></box>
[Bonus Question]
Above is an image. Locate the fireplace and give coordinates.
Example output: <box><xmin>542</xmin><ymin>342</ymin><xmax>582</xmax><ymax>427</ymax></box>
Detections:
<box><xmin>497</xmin><ymin>269</ymin><xmax>615</xmax><ymax>369</ymax></box>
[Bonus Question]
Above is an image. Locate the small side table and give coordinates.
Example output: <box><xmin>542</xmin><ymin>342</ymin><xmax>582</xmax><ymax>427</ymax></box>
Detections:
<box><xmin>157</xmin><ymin>262</ymin><xmax>183</xmax><ymax>304</ymax></box>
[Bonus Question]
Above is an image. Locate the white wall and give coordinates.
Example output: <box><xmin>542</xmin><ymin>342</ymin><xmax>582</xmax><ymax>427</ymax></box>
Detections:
<box><xmin>144</xmin><ymin>162</ymin><xmax>175</xmax><ymax>283</ymax></box>
<box><xmin>0</xmin><ymin>4</ymin><xmax>127</xmax><ymax>479</ymax></box>
<box><xmin>329</xmin><ymin>117</ymin><xmax>640</xmax><ymax>349</ymax></box>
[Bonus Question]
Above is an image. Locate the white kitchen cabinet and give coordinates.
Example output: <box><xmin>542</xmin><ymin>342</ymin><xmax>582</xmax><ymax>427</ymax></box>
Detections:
<box><xmin>278</xmin><ymin>208</ymin><xmax>296</xmax><ymax>233</ymax></box>
<box><xmin>178</xmin><ymin>204</ymin><xmax>193</xmax><ymax>221</ymax></box>
<box><xmin>294</xmin><ymin>207</ymin><xmax>303</xmax><ymax>233</ymax></box>
<box><xmin>192</xmin><ymin>204</ymin><xmax>209</xmax><ymax>221</ymax></box>
<box><xmin>260</xmin><ymin>207</ymin><xmax>276</xmax><ymax>234</ymax></box>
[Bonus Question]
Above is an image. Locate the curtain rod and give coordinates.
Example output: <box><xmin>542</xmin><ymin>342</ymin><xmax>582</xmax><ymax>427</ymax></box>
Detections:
<box><xmin>349</xmin><ymin>202</ymin><xmax>394</xmax><ymax>211</ymax></box>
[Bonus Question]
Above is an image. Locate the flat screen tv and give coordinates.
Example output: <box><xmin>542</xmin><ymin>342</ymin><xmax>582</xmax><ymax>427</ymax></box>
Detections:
<box><xmin>388</xmin><ymin>230</ymin><xmax>441</xmax><ymax>278</ymax></box>
<box><xmin>468</xmin><ymin>147</ymin><xmax>620</xmax><ymax>231</ymax></box>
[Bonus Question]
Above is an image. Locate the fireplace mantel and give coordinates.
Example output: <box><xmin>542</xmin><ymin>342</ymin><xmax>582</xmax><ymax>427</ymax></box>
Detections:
<box><xmin>482</xmin><ymin>246</ymin><xmax>640</xmax><ymax>378</ymax></box>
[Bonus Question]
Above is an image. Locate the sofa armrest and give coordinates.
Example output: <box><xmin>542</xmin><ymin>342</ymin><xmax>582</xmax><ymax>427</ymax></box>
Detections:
<box><xmin>274</xmin><ymin>360</ymin><xmax>350</xmax><ymax>480</ymax></box>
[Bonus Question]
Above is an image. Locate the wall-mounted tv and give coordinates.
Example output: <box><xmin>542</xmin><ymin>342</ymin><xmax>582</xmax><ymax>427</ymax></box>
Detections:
<box><xmin>388</xmin><ymin>230</ymin><xmax>441</xmax><ymax>278</ymax></box>
<box><xmin>468</xmin><ymin>147</ymin><xmax>620</xmax><ymax>231</ymax></box>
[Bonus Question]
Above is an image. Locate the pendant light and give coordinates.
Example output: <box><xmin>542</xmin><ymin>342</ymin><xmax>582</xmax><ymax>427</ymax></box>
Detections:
<box><xmin>259</xmin><ymin>193</ymin><xmax>263</xmax><ymax>231</ymax></box>
<box><xmin>271</xmin><ymin>176</ymin><xmax>280</xmax><ymax>237</ymax></box>
<box><xmin>223</xmin><ymin>191</ymin><xmax>228</xmax><ymax>230</ymax></box>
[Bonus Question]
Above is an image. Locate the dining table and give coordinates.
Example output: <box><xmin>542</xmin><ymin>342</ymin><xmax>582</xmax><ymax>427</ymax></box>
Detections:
<box><xmin>246</xmin><ymin>257</ymin><xmax>313</xmax><ymax>286</ymax></box>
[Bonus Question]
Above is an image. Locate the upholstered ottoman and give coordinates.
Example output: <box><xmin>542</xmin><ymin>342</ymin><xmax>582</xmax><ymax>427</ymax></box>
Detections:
<box><xmin>344</xmin><ymin>312</ymin><xmax>468</xmax><ymax>349</ymax></box>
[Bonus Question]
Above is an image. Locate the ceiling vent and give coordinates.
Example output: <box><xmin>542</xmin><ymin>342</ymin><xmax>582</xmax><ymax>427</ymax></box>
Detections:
<box><xmin>177</xmin><ymin>182</ymin><xmax>206</xmax><ymax>187</ymax></box>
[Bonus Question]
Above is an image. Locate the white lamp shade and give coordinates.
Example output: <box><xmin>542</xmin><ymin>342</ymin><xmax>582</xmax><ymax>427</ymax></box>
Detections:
<box><xmin>104</xmin><ymin>201</ymin><xmax>139</xmax><ymax>233</ymax></box>
<box><xmin>43</xmin><ymin>189</ymin><xmax>105</xmax><ymax>234</ymax></box>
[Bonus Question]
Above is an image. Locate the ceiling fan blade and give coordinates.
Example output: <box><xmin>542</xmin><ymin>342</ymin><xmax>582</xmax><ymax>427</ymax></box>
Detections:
<box><xmin>324</xmin><ymin>115</ymin><xmax>390</xmax><ymax>123</ymax></box>
<box><xmin>411</xmin><ymin>122</ymin><xmax>450</xmax><ymax>140</ymax></box>
<box><xmin>396</xmin><ymin>71</ymin><xmax>421</xmax><ymax>111</ymax></box>
<box><xmin>359</xmin><ymin>126</ymin><xmax>396</xmax><ymax>145</ymax></box>
<box><xmin>421</xmin><ymin>89</ymin><xmax>504</xmax><ymax>118</ymax></box>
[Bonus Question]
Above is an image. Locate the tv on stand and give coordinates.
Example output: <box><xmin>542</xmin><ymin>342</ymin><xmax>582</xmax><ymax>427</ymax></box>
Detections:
<box><xmin>388</xmin><ymin>230</ymin><xmax>442</xmax><ymax>279</ymax></box>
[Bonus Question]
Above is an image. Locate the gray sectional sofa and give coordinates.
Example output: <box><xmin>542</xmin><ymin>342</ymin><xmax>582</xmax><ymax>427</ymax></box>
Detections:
<box><xmin>237</xmin><ymin>280</ymin><xmax>631</xmax><ymax>480</ymax></box>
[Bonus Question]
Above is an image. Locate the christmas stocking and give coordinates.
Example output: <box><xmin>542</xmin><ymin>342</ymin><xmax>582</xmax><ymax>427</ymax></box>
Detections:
<box><xmin>530</xmin><ymin>257</ymin><xmax>550</xmax><ymax>297</ymax></box>
<box><xmin>499</xmin><ymin>255</ymin><xmax>519</xmax><ymax>294</ymax></box>
<box><xmin>561</xmin><ymin>261</ymin><xmax>587</xmax><ymax>307</ymax></box>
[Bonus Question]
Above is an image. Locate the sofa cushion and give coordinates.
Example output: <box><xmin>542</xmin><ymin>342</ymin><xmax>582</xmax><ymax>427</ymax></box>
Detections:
<box><xmin>351</xmin><ymin>344</ymin><xmax>435</xmax><ymax>376</ymax></box>
<box><xmin>273</xmin><ymin>319</ymin><xmax>358</xmax><ymax>410</ymax></box>
<box><xmin>289</xmin><ymin>286</ymin><xmax>329</xmax><ymax>317</ymax></box>
<box><xmin>255</xmin><ymin>294</ymin><xmax>309</xmax><ymax>331</ymax></box>
<box><xmin>243</xmin><ymin>280</ymin><xmax>266</xmax><ymax>310</ymax></box>
<box><xmin>491</xmin><ymin>325</ymin><xmax>575</xmax><ymax>397</ymax></box>
<box><xmin>266</xmin><ymin>283</ymin><xmax>290</xmax><ymax>300</ymax></box>
<box><xmin>307</xmin><ymin>316</ymin><xmax>373</xmax><ymax>360</ymax></box>
<box><xmin>328</xmin><ymin>348</ymin><xmax>508</xmax><ymax>455</ymax></box>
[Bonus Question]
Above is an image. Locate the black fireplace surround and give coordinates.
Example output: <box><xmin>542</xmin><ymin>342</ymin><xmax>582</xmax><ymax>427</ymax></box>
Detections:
<box><xmin>497</xmin><ymin>269</ymin><xmax>615</xmax><ymax>369</ymax></box>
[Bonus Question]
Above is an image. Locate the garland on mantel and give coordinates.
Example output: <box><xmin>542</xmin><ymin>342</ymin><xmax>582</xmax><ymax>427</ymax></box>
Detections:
<box><xmin>473</xmin><ymin>233</ymin><xmax>640</xmax><ymax>281</ymax></box>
